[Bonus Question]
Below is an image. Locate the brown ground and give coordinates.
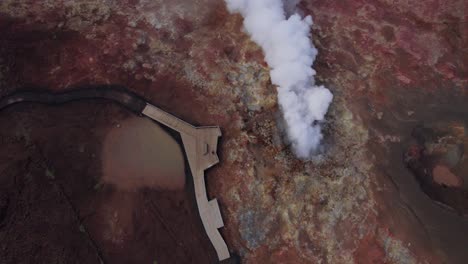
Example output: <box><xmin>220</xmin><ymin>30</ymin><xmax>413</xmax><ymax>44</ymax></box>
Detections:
<box><xmin>0</xmin><ymin>0</ymin><xmax>467</xmax><ymax>263</ymax></box>
<box><xmin>0</xmin><ymin>101</ymin><xmax>218</xmax><ymax>264</ymax></box>
<box><xmin>101</xmin><ymin>116</ymin><xmax>186</xmax><ymax>191</ymax></box>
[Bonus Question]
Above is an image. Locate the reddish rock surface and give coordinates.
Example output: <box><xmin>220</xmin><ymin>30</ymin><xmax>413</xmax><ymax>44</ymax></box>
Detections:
<box><xmin>0</xmin><ymin>0</ymin><xmax>467</xmax><ymax>263</ymax></box>
<box><xmin>433</xmin><ymin>165</ymin><xmax>461</xmax><ymax>187</ymax></box>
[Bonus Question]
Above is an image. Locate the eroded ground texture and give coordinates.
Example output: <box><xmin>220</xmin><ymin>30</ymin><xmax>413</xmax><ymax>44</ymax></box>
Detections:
<box><xmin>0</xmin><ymin>0</ymin><xmax>467</xmax><ymax>263</ymax></box>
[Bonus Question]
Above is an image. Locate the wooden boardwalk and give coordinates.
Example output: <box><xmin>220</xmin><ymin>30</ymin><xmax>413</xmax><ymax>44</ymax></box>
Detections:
<box><xmin>142</xmin><ymin>104</ymin><xmax>230</xmax><ymax>261</ymax></box>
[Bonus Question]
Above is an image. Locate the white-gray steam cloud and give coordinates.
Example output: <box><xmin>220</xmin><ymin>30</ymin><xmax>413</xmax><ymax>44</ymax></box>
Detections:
<box><xmin>225</xmin><ymin>0</ymin><xmax>333</xmax><ymax>158</ymax></box>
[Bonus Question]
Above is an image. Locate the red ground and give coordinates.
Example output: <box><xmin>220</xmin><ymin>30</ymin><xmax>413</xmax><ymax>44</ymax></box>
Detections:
<box><xmin>1</xmin><ymin>0</ymin><xmax>467</xmax><ymax>263</ymax></box>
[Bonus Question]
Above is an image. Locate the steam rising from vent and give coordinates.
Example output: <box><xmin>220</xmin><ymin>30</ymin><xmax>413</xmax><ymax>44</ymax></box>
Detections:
<box><xmin>225</xmin><ymin>0</ymin><xmax>333</xmax><ymax>158</ymax></box>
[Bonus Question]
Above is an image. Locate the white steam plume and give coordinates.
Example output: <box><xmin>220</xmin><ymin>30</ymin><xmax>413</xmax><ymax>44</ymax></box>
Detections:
<box><xmin>225</xmin><ymin>0</ymin><xmax>333</xmax><ymax>158</ymax></box>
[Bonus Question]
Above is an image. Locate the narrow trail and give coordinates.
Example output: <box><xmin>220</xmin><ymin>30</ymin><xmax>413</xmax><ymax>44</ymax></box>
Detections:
<box><xmin>0</xmin><ymin>85</ymin><xmax>146</xmax><ymax>114</ymax></box>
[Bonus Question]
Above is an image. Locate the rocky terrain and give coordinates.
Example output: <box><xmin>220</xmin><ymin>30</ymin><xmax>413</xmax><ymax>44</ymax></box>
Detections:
<box><xmin>0</xmin><ymin>0</ymin><xmax>467</xmax><ymax>263</ymax></box>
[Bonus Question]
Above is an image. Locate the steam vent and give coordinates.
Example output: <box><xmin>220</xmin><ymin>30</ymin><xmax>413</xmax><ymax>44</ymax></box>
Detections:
<box><xmin>0</xmin><ymin>1</ymin><xmax>467</xmax><ymax>264</ymax></box>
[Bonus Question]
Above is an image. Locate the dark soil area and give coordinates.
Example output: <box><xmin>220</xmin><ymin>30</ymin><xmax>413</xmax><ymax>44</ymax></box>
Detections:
<box><xmin>404</xmin><ymin>121</ymin><xmax>468</xmax><ymax>215</ymax></box>
<box><xmin>365</xmin><ymin>90</ymin><xmax>468</xmax><ymax>264</ymax></box>
<box><xmin>0</xmin><ymin>101</ymin><xmax>218</xmax><ymax>264</ymax></box>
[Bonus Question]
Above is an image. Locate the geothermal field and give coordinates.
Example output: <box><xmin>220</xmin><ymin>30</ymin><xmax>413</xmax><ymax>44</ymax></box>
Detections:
<box><xmin>0</xmin><ymin>0</ymin><xmax>467</xmax><ymax>263</ymax></box>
